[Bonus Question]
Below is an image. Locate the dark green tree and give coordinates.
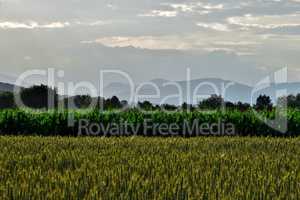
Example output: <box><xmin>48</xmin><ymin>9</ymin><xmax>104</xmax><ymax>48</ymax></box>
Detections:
<box><xmin>255</xmin><ymin>95</ymin><xmax>272</xmax><ymax>110</ymax></box>
<box><xmin>20</xmin><ymin>85</ymin><xmax>58</xmax><ymax>109</ymax></box>
<box><xmin>198</xmin><ymin>95</ymin><xmax>224</xmax><ymax>110</ymax></box>
<box><xmin>0</xmin><ymin>92</ymin><xmax>15</xmax><ymax>109</ymax></box>
<box><xmin>105</xmin><ymin>96</ymin><xmax>122</xmax><ymax>109</ymax></box>
<box><xmin>138</xmin><ymin>101</ymin><xmax>153</xmax><ymax>111</ymax></box>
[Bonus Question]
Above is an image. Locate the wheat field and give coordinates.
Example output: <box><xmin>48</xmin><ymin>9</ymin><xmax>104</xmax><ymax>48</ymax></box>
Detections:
<box><xmin>0</xmin><ymin>136</ymin><xmax>299</xmax><ymax>199</ymax></box>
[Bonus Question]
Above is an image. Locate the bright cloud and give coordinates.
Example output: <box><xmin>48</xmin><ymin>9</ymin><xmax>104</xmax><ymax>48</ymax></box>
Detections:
<box><xmin>228</xmin><ymin>13</ymin><xmax>300</xmax><ymax>29</ymax></box>
<box><xmin>197</xmin><ymin>2</ymin><xmax>224</xmax><ymax>10</ymax></box>
<box><xmin>0</xmin><ymin>20</ymin><xmax>112</xmax><ymax>30</ymax></box>
<box><xmin>75</xmin><ymin>20</ymin><xmax>112</xmax><ymax>26</ymax></box>
<box><xmin>0</xmin><ymin>21</ymin><xmax>70</xmax><ymax>29</ymax></box>
<box><xmin>168</xmin><ymin>4</ymin><xmax>195</xmax><ymax>12</ymax></box>
<box><xmin>138</xmin><ymin>10</ymin><xmax>178</xmax><ymax>17</ymax></box>
<box><xmin>166</xmin><ymin>2</ymin><xmax>224</xmax><ymax>12</ymax></box>
<box><xmin>80</xmin><ymin>32</ymin><xmax>266</xmax><ymax>56</ymax></box>
<box><xmin>139</xmin><ymin>2</ymin><xmax>224</xmax><ymax>17</ymax></box>
<box><xmin>196</xmin><ymin>23</ymin><xmax>230</xmax><ymax>31</ymax></box>
<box><xmin>81</xmin><ymin>36</ymin><xmax>192</xmax><ymax>50</ymax></box>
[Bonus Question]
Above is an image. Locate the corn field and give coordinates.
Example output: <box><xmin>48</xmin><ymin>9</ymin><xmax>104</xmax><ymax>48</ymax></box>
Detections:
<box><xmin>0</xmin><ymin>136</ymin><xmax>299</xmax><ymax>199</ymax></box>
<box><xmin>0</xmin><ymin>109</ymin><xmax>300</xmax><ymax>136</ymax></box>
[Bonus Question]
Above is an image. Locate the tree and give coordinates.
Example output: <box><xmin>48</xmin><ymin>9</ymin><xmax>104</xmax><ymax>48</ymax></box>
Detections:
<box><xmin>161</xmin><ymin>104</ymin><xmax>178</xmax><ymax>111</ymax></box>
<box><xmin>277</xmin><ymin>94</ymin><xmax>300</xmax><ymax>109</ymax></box>
<box><xmin>181</xmin><ymin>102</ymin><xmax>194</xmax><ymax>111</ymax></box>
<box><xmin>20</xmin><ymin>85</ymin><xmax>58</xmax><ymax>109</ymax></box>
<box><xmin>236</xmin><ymin>101</ymin><xmax>251</xmax><ymax>111</ymax></box>
<box><xmin>225</xmin><ymin>101</ymin><xmax>235</xmax><ymax>109</ymax></box>
<box><xmin>105</xmin><ymin>96</ymin><xmax>122</xmax><ymax>109</ymax></box>
<box><xmin>121</xmin><ymin>100</ymin><xmax>128</xmax><ymax>108</ymax></box>
<box><xmin>138</xmin><ymin>101</ymin><xmax>153</xmax><ymax>111</ymax></box>
<box><xmin>198</xmin><ymin>95</ymin><xmax>224</xmax><ymax>110</ymax></box>
<box><xmin>294</xmin><ymin>94</ymin><xmax>300</xmax><ymax>108</ymax></box>
<box><xmin>95</xmin><ymin>97</ymin><xmax>106</xmax><ymax>110</ymax></box>
<box><xmin>74</xmin><ymin>95</ymin><xmax>92</xmax><ymax>109</ymax></box>
<box><xmin>255</xmin><ymin>95</ymin><xmax>272</xmax><ymax>110</ymax></box>
<box><xmin>0</xmin><ymin>92</ymin><xmax>15</xmax><ymax>109</ymax></box>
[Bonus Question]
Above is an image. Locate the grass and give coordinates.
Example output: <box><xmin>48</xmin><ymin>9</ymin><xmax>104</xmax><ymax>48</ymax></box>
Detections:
<box><xmin>0</xmin><ymin>136</ymin><xmax>299</xmax><ymax>199</ymax></box>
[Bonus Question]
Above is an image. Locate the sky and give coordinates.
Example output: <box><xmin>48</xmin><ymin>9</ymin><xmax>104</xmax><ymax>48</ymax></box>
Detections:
<box><xmin>0</xmin><ymin>0</ymin><xmax>300</xmax><ymax>87</ymax></box>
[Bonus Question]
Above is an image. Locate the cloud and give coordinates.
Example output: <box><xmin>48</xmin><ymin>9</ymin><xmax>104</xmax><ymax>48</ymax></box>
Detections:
<box><xmin>139</xmin><ymin>2</ymin><xmax>224</xmax><ymax>18</ymax></box>
<box><xmin>138</xmin><ymin>10</ymin><xmax>178</xmax><ymax>17</ymax></box>
<box><xmin>75</xmin><ymin>20</ymin><xmax>112</xmax><ymax>26</ymax></box>
<box><xmin>106</xmin><ymin>3</ymin><xmax>118</xmax><ymax>10</ymax></box>
<box><xmin>213</xmin><ymin>41</ymin><xmax>261</xmax><ymax>46</ymax></box>
<box><xmin>0</xmin><ymin>21</ymin><xmax>70</xmax><ymax>29</ymax></box>
<box><xmin>23</xmin><ymin>56</ymin><xmax>32</xmax><ymax>61</ymax></box>
<box><xmin>168</xmin><ymin>4</ymin><xmax>195</xmax><ymax>12</ymax></box>
<box><xmin>196</xmin><ymin>2</ymin><xmax>224</xmax><ymax>10</ymax></box>
<box><xmin>196</xmin><ymin>23</ymin><xmax>230</xmax><ymax>32</ymax></box>
<box><xmin>166</xmin><ymin>2</ymin><xmax>224</xmax><ymax>12</ymax></box>
<box><xmin>81</xmin><ymin>36</ymin><xmax>192</xmax><ymax>50</ymax></box>
<box><xmin>227</xmin><ymin>13</ymin><xmax>300</xmax><ymax>29</ymax></box>
<box><xmin>0</xmin><ymin>19</ymin><xmax>112</xmax><ymax>30</ymax></box>
<box><xmin>1</xmin><ymin>0</ymin><xmax>300</xmax><ymax>81</ymax></box>
<box><xmin>203</xmin><ymin>47</ymin><xmax>255</xmax><ymax>56</ymax></box>
<box><xmin>80</xmin><ymin>32</ymin><xmax>263</xmax><ymax>56</ymax></box>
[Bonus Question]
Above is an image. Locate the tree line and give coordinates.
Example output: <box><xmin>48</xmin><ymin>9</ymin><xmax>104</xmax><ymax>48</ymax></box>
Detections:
<box><xmin>0</xmin><ymin>84</ymin><xmax>288</xmax><ymax>111</ymax></box>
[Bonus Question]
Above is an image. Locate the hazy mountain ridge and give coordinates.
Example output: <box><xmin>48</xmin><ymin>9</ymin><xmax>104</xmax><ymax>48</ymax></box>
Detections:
<box><xmin>104</xmin><ymin>78</ymin><xmax>300</xmax><ymax>105</ymax></box>
<box><xmin>0</xmin><ymin>82</ymin><xmax>19</xmax><ymax>93</ymax></box>
<box><xmin>2</xmin><ymin>79</ymin><xmax>300</xmax><ymax>105</ymax></box>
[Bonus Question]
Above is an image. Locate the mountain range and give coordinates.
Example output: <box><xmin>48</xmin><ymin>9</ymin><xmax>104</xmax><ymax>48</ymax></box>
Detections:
<box><xmin>103</xmin><ymin>78</ymin><xmax>300</xmax><ymax>105</ymax></box>
<box><xmin>2</xmin><ymin>79</ymin><xmax>300</xmax><ymax>105</ymax></box>
<box><xmin>0</xmin><ymin>82</ymin><xmax>19</xmax><ymax>93</ymax></box>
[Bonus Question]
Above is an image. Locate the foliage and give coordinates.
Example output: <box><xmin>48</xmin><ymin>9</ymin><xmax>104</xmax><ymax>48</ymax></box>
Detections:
<box><xmin>198</xmin><ymin>95</ymin><xmax>251</xmax><ymax>111</ymax></box>
<box><xmin>198</xmin><ymin>94</ymin><xmax>224</xmax><ymax>109</ymax></box>
<box><xmin>66</xmin><ymin>95</ymin><xmax>93</xmax><ymax>109</ymax></box>
<box><xmin>256</xmin><ymin>94</ymin><xmax>273</xmax><ymax>110</ymax></box>
<box><xmin>105</xmin><ymin>96</ymin><xmax>123</xmax><ymax>109</ymax></box>
<box><xmin>278</xmin><ymin>94</ymin><xmax>300</xmax><ymax>108</ymax></box>
<box><xmin>138</xmin><ymin>101</ymin><xmax>154</xmax><ymax>111</ymax></box>
<box><xmin>20</xmin><ymin>84</ymin><xmax>58</xmax><ymax>109</ymax></box>
<box><xmin>0</xmin><ymin>109</ymin><xmax>299</xmax><ymax>136</ymax></box>
<box><xmin>0</xmin><ymin>92</ymin><xmax>15</xmax><ymax>109</ymax></box>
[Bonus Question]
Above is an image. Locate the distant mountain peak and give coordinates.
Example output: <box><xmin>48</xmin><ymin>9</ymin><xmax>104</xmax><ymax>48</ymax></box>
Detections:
<box><xmin>0</xmin><ymin>82</ymin><xmax>18</xmax><ymax>93</ymax></box>
<box><xmin>150</xmin><ymin>78</ymin><xmax>170</xmax><ymax>85</ymax></box>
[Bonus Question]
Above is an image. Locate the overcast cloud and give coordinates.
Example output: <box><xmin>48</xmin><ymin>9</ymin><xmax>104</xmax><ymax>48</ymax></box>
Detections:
<box><xmin>0</xmin><ymin>0</ymin><xmax>300</xmax><ymax>86</ymax></box>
